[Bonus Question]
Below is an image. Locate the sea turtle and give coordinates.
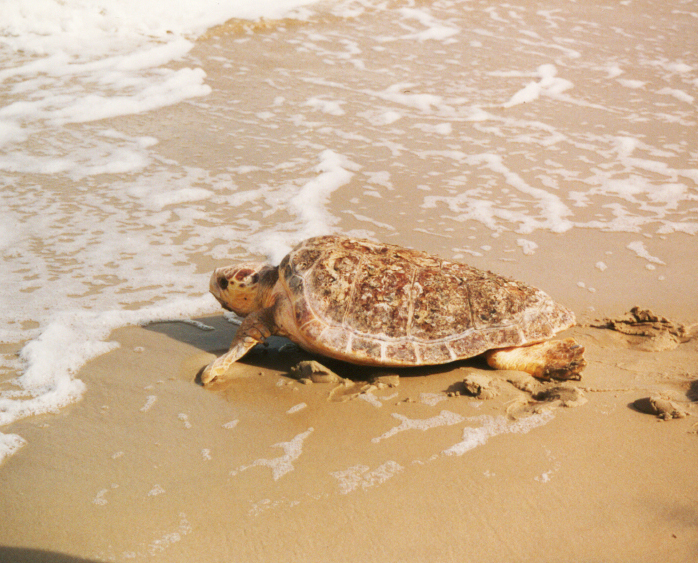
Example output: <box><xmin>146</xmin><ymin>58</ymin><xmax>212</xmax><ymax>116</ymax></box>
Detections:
<box><xmin>201</xmin><ymin>235</ymin><xmax>585</xmax><ymax>386</ymax></box>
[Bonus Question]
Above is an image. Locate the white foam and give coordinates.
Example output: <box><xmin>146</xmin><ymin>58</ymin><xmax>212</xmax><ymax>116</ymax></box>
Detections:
<box><xmin>603</xmin><ymin>64</ymin><xmax>624</xmax><ymax>79</ymax></box>
<box><xmin>358</xmin><ymin>393</ymin><xmax>383</xmax><ymax>408</ymax></box>
<box><xmin>178</xmin><ymin>413</ymin><xmax>193</xmax><ymax>428</ymax></box>
<box><xmin>146</xmin><ymin>188</ymin><xmax>215</xmax><ymax>211</ymax></box>
<box><xmin>290</xmin><ymin>150</ymin><xmax>360</xmax><ymax>235</ymax></box>
<box><xmin>503</xmin><ymin>64</ymin><xmax>573</xmax><ymax>108</ymax></box>
<box><xmin>657</xmin><ymin>87</ymin><xmax>695</xmax><ymax>104</ymax></box>
<box><xmin>56</xmin><ymin>68</ymin><xmax>211</xmax><ymax>125</ymax></box>
<box><xmin>372</xmin><ymin>410</ymin><xmax>465</xmax><ymax>444</ymax></box>
<box><xmin>286</xmin><ymin>402</ymin><xmax>307</xmax><ymax>414</ymax></box>
<box><xmin>331</xmin><ymin>461</ymin><xmax>404</xmax><ymax>494</ymax></box>
<box><xmin>484</xmin><ymin>7</ymin><xmax>508</xmax><ymax>24</ymax></box>
<box><xmin>235</xmin><ymin>427</ymin><xmax>314</xmax><ymax>480</ymax></box>
<box><xmin>421</xmin><ymin>152</ymin><xmax>574</xmax><ymax>234</ymax></box>
<box><xmin>617</xmin><ymin>79</ymin><xmax>646</xmax><ymax>89</ymax></box>
<box><xmin>304</xmin><ymin>97</ymin><xmax>345</xmax><ymax>116</ymax></box>
<box><xmin>398</xmin><ymin>7</ymin><xmax>460</xmax><ymax>42</ymax></box>
<box><xmin>654</xmin><ymin>61</ymin><xmax>693</xmax><ymax>74</ymax></box>
<box><xmin>517</xmin><ymin>238</ymin><xmax>539</xmax><ymax>255</ymax></box>
<box><xmin>147</xmin><ymin>484</ymin><xmax>166</xmax><ymax>497</ymax></box>
<box><xmin>0</xmin><ymin>433</ymin><xmax>27</xmax><ymax>466</ymax></box>
<box><xmin>251</xmin><ymin>149</ymin><xmax>361</xmax><ymax>263</ymax></box>
<box><xmin>0</xmin><ymin>0</ymin><xmax>326</xmax><ymax>180</ymax></box>
<box><xmin>365</xmin><ymin>170</ymin><xmax>393</xmax><ymax>189</ymax></box>
<box><xmin>140</xmin><ymin>396</ymin><xmax>158</xmax><ymax>413</ymax></box>
<box><xmin>371</xmin><ymin>83</ymin><xmax>445</xmax><ymax>113</ymax></box>
<box><xmin>0</xmin><ymin>36</ymin><xmax>208</xmax><ymax>181</ymax></box>
<box><xmin>442</xmin><ymin>413</ymin><xmax>554</xmax><ymax>456</ymax></box>
<box><xmin>145</xmin><ymin>513</ymin><xmax>192</xmax><ymax>556</ymax></box>
<box><xmin>419</xmin><ymin>392</ymin><xmax>448</xmax><ymax>406</ymax></box>
<box><xmin>0</xmin><ymin>0</ymin><xmax>322</xmax><ymax>57</ymax></box>
<box><xmin>0</xmin><ymin>295</ymin><xmax>215</xmax><ymax>430</ymax></box>
<box><xmin>361</xmin><ymin>109</ymin><xmax>403</xmax><ymax>125</ymax></box>
<box><xmin>414</xmin><ymin>122</ymin><xmax>453</xmax><ymax>135</ymax></box>
<box><xmin>626</xmin><ymin>241</ymin><xmax>666</xmax><ymax>265</ymax></box>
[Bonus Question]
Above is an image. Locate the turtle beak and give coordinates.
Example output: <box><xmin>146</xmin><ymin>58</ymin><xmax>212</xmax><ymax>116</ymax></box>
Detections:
<box><xmin>210</xmin><ymin>283</ymin><xmax>232</xmax><ymax>312</ymax></box>
<box><xmin>210</xmin><ymin>269</ymin><xmax>227</xmax><ymax>300</ymax></box>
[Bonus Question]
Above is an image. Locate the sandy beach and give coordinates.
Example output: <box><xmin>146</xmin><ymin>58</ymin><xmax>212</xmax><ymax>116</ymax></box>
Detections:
<box><xmin>2</xmin><ymin>316</ymin><xmax>697</xmax><ymax>562</ymax></box>
<box><xmin>1</xmin><ymin>0</ymin><xmax>697</xmax><ymax>561</ymax></box>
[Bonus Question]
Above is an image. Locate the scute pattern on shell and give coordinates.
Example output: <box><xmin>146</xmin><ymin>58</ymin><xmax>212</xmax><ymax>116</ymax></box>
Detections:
<box><xmin>278</xmin><ymin>236</ymin><xmax>575</xmax><ymax>366</ymax></box>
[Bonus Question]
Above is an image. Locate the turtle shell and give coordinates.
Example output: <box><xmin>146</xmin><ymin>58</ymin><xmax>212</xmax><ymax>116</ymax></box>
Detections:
<box><xmin>277</xmin><ymin>235</ymin><xmax>575</xmax><ymax>366</ymax></box>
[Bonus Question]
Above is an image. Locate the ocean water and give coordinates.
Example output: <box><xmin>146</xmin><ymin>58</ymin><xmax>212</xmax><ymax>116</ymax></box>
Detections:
<box><xmin>1</xmin><ymin>0</ymin><xmax>697</xmax><ymax>462</ymax></box>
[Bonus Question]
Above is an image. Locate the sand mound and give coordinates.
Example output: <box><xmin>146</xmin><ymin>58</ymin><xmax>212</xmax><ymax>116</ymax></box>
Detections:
<box><xmin>590</xmin><ymin>306</ymin><xmax>697</xmax><ymax>351</ymax></box>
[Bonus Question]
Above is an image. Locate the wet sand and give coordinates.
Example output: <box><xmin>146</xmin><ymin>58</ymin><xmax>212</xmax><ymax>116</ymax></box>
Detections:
<box><xmin>1</xmin><ymin>315</ymin><xmax>697</xmax><ymax>562</ymax></box>
<box><xmin>2</xmin><ymin>1</ymin><xmax>698</xmax><ymax>561</ymax></box>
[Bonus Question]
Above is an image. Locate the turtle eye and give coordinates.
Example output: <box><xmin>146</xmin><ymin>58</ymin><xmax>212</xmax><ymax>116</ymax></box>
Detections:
<box><xmin>218</xmin><ymin>277</ymin><xmax>229</xmax><ymax>290</ymax></box>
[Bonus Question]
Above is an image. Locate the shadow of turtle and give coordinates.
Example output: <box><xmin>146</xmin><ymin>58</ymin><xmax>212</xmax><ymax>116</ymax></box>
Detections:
<box><xmin>0</xmin><ymin>546</ymin><xmax>101</xmax><ymax>563</ymax></box>
<box><xmin>142</xmin><ymin>314</ymin><xmax>488</xmax><ymax>386</ymax></box>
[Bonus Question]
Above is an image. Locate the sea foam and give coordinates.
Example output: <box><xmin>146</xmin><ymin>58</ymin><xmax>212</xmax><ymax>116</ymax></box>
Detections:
<box><xmin>0</xmin><ymin>0</ymin><xmax>328</xmax><ymax>463</ymax></box>
<box><xmin>372</xmin><ymin>410</ymin><xmax>465</xmax><ymax>443</ymax></box>
<box><xmin>234</xmin><ymin>428</ymin><xmax>314</xmax><ymax>481</ymax></box>
<box><xmin>442</xmin><ymin>413</ymin><xmax>554</xmax><ymax>456</ymax></box>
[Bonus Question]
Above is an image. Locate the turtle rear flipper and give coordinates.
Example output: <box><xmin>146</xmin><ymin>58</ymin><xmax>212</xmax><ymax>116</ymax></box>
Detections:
<box><xmin>485</xmin><ymin>338</ymin><xmax>586</xmax><ymax>381</ymax></box>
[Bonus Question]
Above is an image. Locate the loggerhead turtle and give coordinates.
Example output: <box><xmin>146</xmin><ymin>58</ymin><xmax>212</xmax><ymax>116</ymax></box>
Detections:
<box><xmin>201</xmin><ymin>235</ymin><xmax>585</xmax><ymax>386</ymax></box>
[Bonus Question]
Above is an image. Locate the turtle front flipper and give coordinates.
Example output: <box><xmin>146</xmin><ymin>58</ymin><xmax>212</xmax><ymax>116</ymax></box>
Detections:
<box><xmin>484</xmin><ymin>338</ymin><xmax>586</xmax><ymax>381</ymax></box>
<box><xmin>201</xmin><ymin>308</ymin><xmax>277</xmax><ymax>386</ymax></box>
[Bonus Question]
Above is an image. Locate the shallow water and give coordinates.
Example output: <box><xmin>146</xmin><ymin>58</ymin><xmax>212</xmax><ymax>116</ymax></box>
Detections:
<box><xmin>1</xmin><ymin>0</ymin><xmax>697</xmax><ymax>460</ymax></box>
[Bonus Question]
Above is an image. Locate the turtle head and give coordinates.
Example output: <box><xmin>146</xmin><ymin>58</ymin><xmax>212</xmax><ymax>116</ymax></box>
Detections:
<box><xmin>210</xmin><ymin>263</ymin><xmax>278</xmax><ymax>316</ymax></box>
